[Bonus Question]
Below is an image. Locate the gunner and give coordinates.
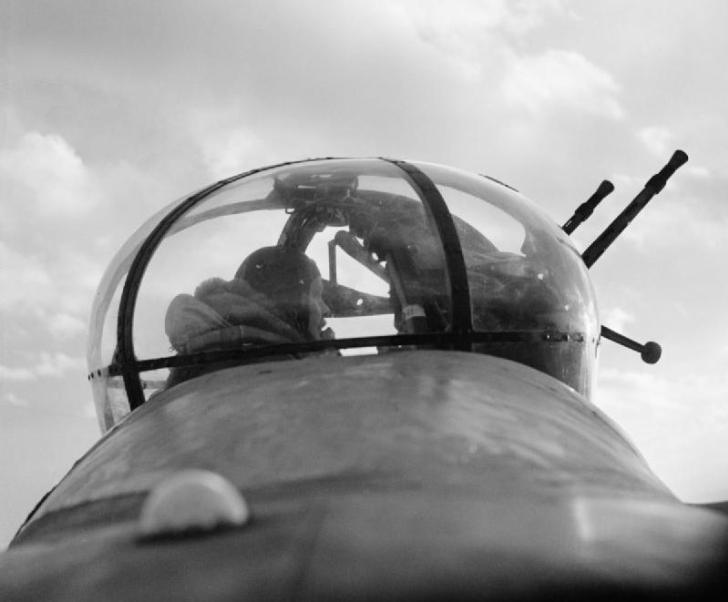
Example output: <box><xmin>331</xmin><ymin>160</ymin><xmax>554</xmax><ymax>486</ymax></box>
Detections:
<box><xmin>165</xmin><ymin>246</ymin><xmax>332</xmax><ymax>386</ymax></box>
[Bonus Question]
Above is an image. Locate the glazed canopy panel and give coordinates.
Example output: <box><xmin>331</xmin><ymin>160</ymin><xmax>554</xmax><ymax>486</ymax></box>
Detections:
<box><xmin>415</xmin><ymin>162</ymin><xmax>599</xmax><ymax>400</ymax></box>
<box><xmin>88</xmin><ymin>158</ymin><xmax>599</xmax><ymax>431</ymax></box>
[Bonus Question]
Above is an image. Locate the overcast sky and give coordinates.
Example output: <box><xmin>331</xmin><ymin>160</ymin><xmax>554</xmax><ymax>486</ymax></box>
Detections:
<box><xmin>2</xmin><ymin>0</ymin><xmax>727</xmax><ymax>547</ymax></box>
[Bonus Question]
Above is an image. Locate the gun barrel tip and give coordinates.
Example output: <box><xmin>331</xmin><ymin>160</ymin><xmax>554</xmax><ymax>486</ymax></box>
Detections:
<box><xmin>599</xmin><ymin>180</ymin><xmax>615</xmax><ymax>194</ymax></box>
<box><xmin>672</xmin><ymin>149</ymin><xmax>689</xmax><ymax>166</ymax></box>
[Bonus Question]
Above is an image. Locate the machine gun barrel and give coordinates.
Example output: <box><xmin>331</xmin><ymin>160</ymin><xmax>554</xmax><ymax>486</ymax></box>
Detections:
<box><xmin>562</xmin><ymin>180</ymin><xmax>614</xmax><ymax>235</ymax></box>
<box><xmin>581</xmin><ymin>150</ymin><xmax>688</xmax><ymax>268</ymax></box>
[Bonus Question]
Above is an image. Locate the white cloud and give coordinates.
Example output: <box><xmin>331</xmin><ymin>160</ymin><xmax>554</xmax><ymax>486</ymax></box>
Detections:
<box><xmin>502</xmin><ymin>49</ymin><xmax>624</xmax><ymax>119</ymax></box>
<box><xmin>601</xmin><ymin>306</ymin><xmax>635</xmax><ymax>332</ymax></box>
<box><xmin>392</xmin><ymin>0</ymin><xmax>567</xmax><ymax>84</ymax></box>
<box><xmin>683</xmin><ymin>165</ymin><xmax>711</xmax><ymax>179</ymax></box>
<box><xmin>596</xmin><ymin>367</ymin><xmax>728</xmax><ymax>500</ymax></box>
<box><xmin>202</xmin><ymin>128</ymin><xmax>267</xmax><ymax>181</ymax></box>
<box><xmin>182</xmin><ymin>106</ymin><xmax>275</xmax><ymax>180</ymax></box>
<box><xmin>0</xmin><ymin>132</ymin><xmax>100</xmax><ymax>217</ymax></box>
<box><xmin>0</xmin><ymin>364</ymin><xmax>36</xmax><ymax>382</ymax></box>
<box><xmin>616</xmin><ymin>194</ymin><xmax>728</xmax><ymax>251</ymax></box>
<box><xmin>638</xmin><ymin>126</ymin><xmax>673</xmax><ymax>156</ymax></box>
<box><xmin>0</xmin><ymin>242</ymin><xmax>99</xmax><ymax>322</ymax></box>
<box><xmin>52</xmin><ymin>249</ymin><xmax>104</xmax><ymax>316</ymax></box>
<box><xmin>3</xmin><ymin>392</ymin><xmax>30</xmax><ymax>407</ymax></box>
<box><xmin>35</xmin><ymin>353</ymin><xmax>86</xmax><ymax>378</ymax></box>
<box><xmin>0</xmin><ymin>354</ymin><xmax>85</xmax><ymax>382</ymax></box>
<box><xmin>399</xmin><ymin>0</ymin><xmax>565</xmax><ymax>43</ymax></box>
<box><xmin>501</xmin><ymin>0</ymin><xmax>569</xmax><ymax>35</ymax></box>
<box><xmin>0</xmin><ymin>242</ymin><xmax>54</xmax><ymax>311</ymax></box>
<box><xmin>398</xmin><ymin>0</ymin><xmax>508</xmax><ymax>71</ymax></box>
<box><xmin>0</xmin><ymin>240</ymin><xmax>103</xmax><ymax>324</ymax></box>
<box><xmin>598</xmin><ymin>368</ymin><xmax>682</xmax><ymax>411</ymax></box>
<box><xmin>47</xmin><ymin>312</ymin><xmax>87</xmax><ymax>339</ymax></box>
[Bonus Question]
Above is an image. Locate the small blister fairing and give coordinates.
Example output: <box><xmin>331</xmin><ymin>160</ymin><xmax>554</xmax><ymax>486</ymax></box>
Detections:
<box><xmin>88</xmin><ymin>158</ymin><xmax>598</xmax><ymax>430</ymax></box>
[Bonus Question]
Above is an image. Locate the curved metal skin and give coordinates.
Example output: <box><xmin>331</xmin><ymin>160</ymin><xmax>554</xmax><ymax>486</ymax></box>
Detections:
<box><xmin>3</xmin><ymin>352</ymin><xmax>727</xmax><ymax>600</ymax></box>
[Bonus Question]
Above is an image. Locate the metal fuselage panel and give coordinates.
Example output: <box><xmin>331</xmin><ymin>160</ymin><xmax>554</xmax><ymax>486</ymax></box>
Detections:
<box><xmin>33</xmin><ymin>351</ymin><xmax>666</xmax><ymax>516</ymax></box>
<box><xmin>4</xmin><ymin>351</ymin><xmax>727</xmax><ymax>600</ymax></box>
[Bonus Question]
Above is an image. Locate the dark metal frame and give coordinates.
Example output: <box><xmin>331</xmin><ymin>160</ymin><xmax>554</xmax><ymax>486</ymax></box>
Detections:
<box><xmin>381</xmin><ymin>159</ymin><xmax>472</xmax><ymax>345</ymax></box>
<box><xmin>101</xmin><ymin>330</ymin><xmax>583</xmax><ymax>379</ymax></box>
